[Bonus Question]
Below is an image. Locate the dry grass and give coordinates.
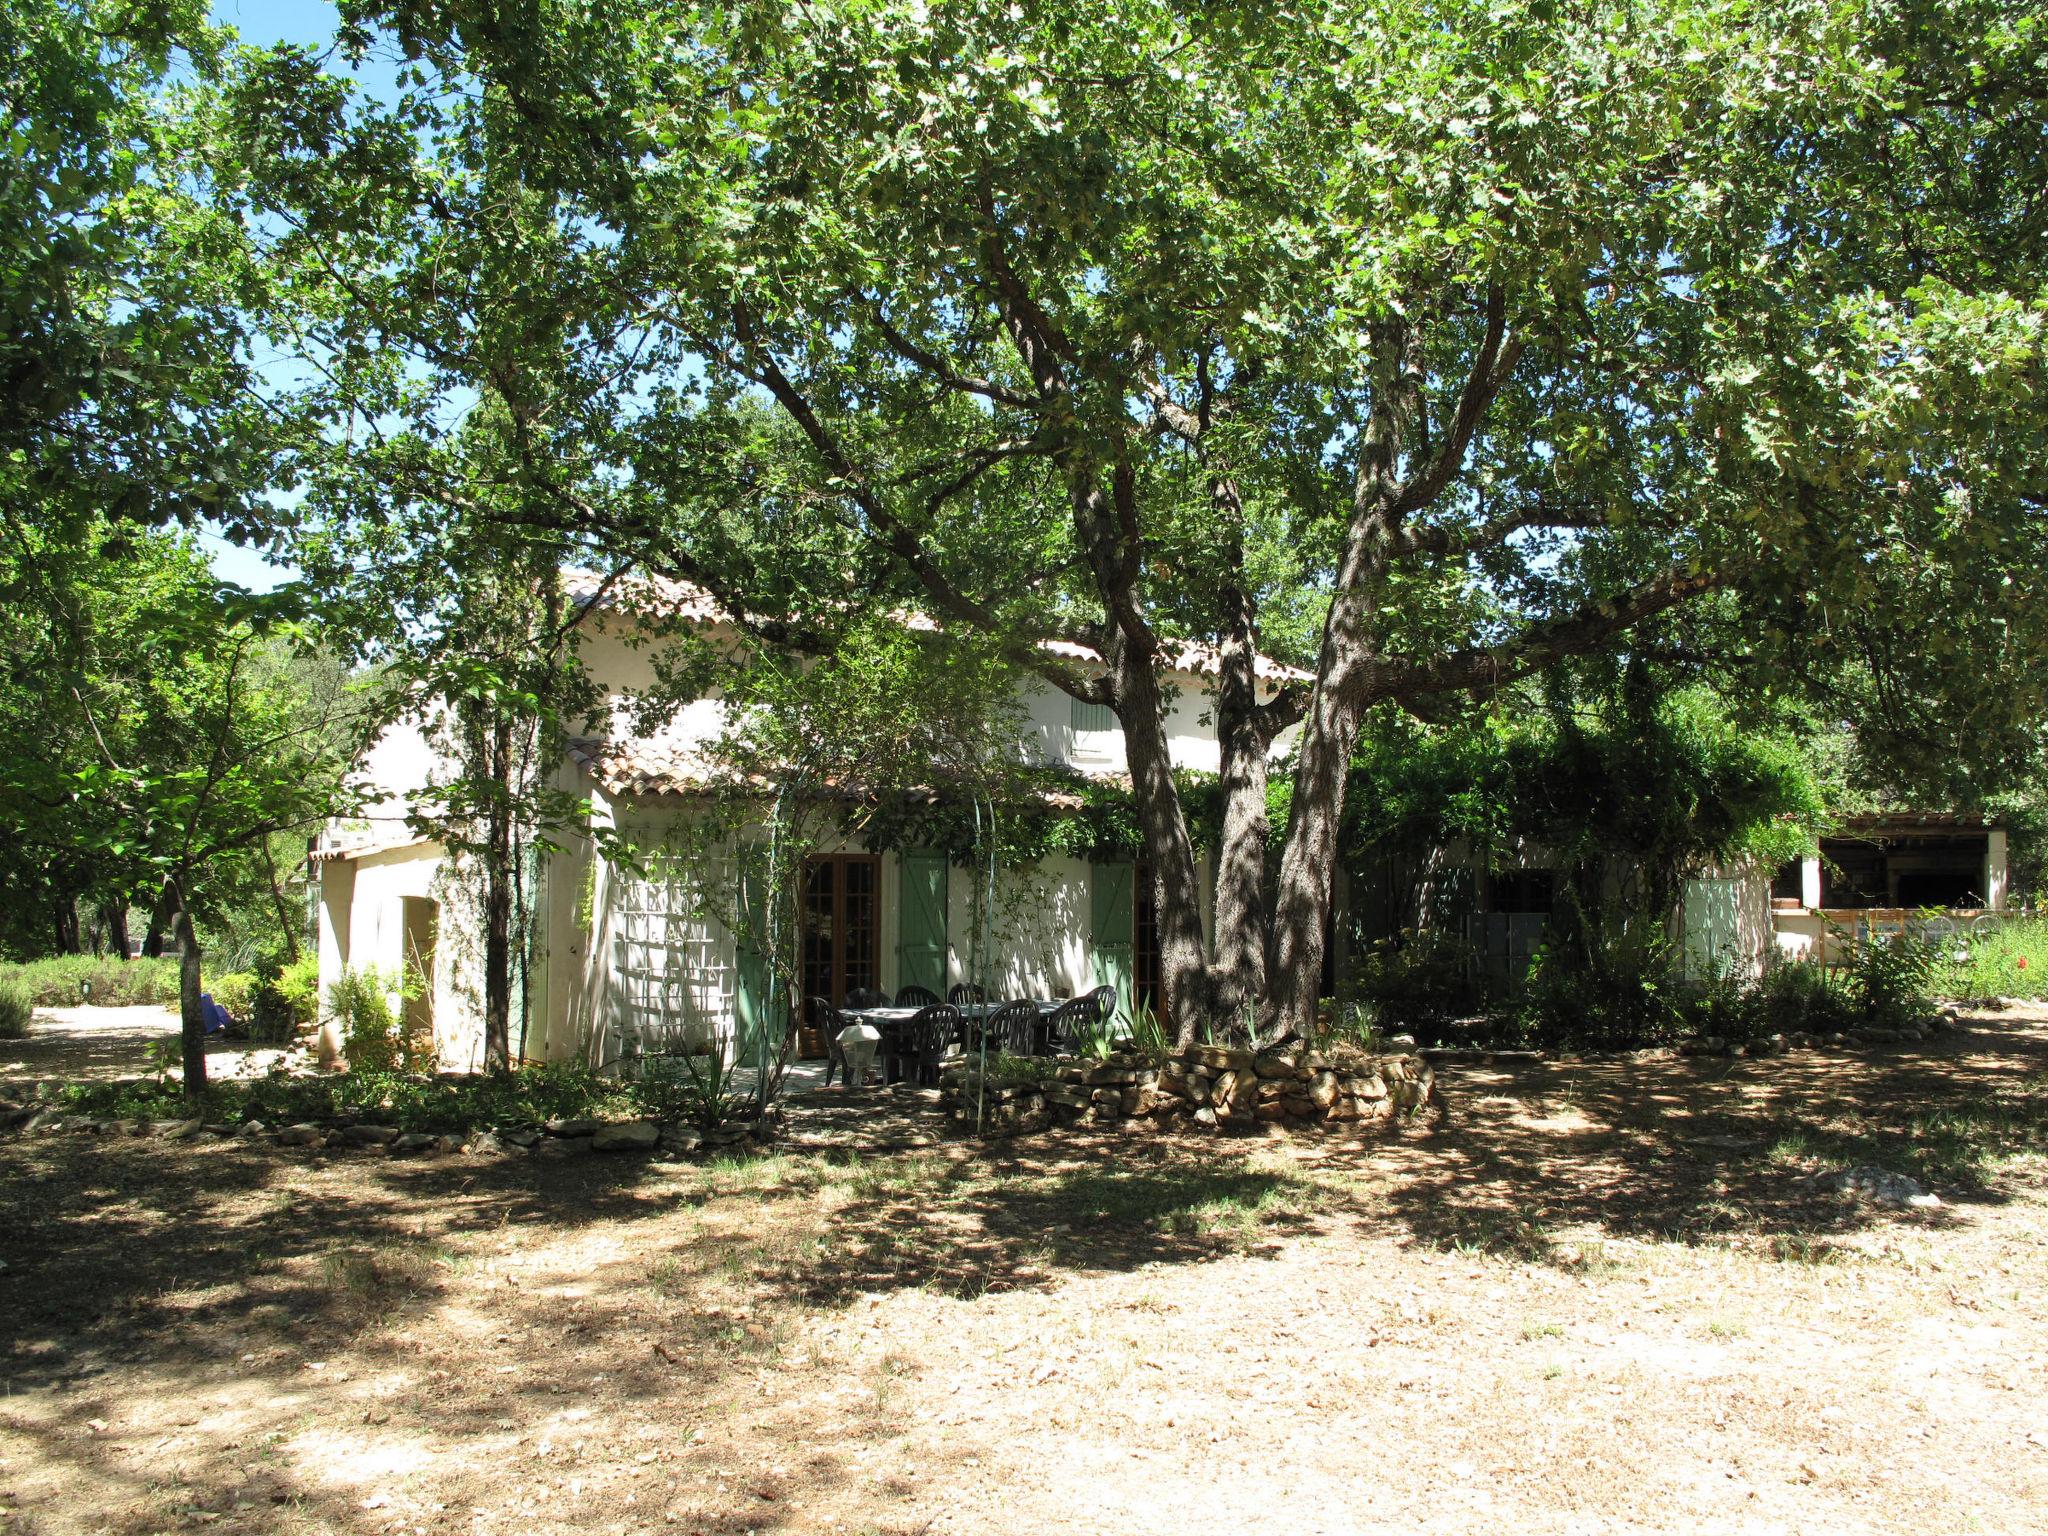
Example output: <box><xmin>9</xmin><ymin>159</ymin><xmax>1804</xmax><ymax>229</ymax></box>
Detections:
<box><xmin>3</xmin><ymin>1008</ymin><xmax>2048</xmax><ymax>1534</ymax></box>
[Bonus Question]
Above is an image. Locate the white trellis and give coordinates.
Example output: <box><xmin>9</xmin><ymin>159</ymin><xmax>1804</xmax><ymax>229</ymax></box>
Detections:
<box><xmin>609</xmin><ymin>861</ymin><xmax>738</xmax><ymax>1064</ymax></box>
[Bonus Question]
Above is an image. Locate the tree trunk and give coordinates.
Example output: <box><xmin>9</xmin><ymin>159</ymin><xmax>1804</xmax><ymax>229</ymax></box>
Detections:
<box><xmin>1208</xmin><ymin>582</ymin><xmax>1273</xmax><ymax>1041</ymax></box>
<box><xmin>1108</xmin><ymin>637</ymin><xmax>1216</xmax><ymax>1045</ymax></box>
<box><xmin>141</xmin><ymin>884</ymin><xmax>172</xmax><ymax>958</ymax></box>
<box><xmin>261</xmin><ymin>838</ymin><xmax>302</xmax><ymax>963</ymax></box>
<box><xmin>52</xmin><ymin>897</ymin><xmax>81</xmax><ymax>955</ymax></box>
<box><xmin>1268</xmin><ymin>588</ymin><xmax>1374</xmax><ymax>1039</ymax></box>
<box><xmin>102</xmin><ymin>902</ymin><xmax>130</xmax><ymax>960</ymax></box>
<box><xmin>480</xmin><ymin>712</ymin><xmax>515</xmax><ymax>1071</ymax></box>
<box><xmin>174</xmin><ymin>901</ymin><xmax>207</xmax><ymax>1096</ymax></box>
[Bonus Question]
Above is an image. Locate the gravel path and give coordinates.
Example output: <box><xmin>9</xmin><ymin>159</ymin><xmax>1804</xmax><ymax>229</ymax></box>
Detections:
<box><xmin>0</xmin><ymin>1004</ymin><xmax>291</xmax><ymax>1086</ymax></box>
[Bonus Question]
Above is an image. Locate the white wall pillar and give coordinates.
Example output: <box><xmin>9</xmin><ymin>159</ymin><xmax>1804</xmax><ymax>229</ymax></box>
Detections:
<box><xmin>316</xmin><ymin>859</ymin><xmax>355</xmax><ymax>989</ymax></box>
<box><xmin>1800</xmin><ymin>855</ymin><xmax>1823</xmax><ymax>910</ymax></box>
<box><xmin>1986</xmin><ymin>830</ymin><xmax>2009</xmax><ymax>911</ymax></box>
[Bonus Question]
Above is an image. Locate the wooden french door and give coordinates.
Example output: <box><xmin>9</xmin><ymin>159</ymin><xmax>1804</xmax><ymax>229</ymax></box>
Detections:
<box><xmin>1133</xmin><ymin>861</ymin><xmax>1163</xmax><ymax>1023</ymax></box>
<box><xmin>802</xmin><ymin>854</ymin><xmax>881</xmax><ymax>1007</ymax></box>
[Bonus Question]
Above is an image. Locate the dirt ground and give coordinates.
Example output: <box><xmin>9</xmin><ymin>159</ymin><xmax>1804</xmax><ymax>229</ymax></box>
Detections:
<box><xmin>0</xmin><ymin>1006</ymin><xmax>289</xmax><ymax>1087</ymax></box>
<box><xmin>4</xmin><ymin>1010</ymin><xmax>2046</xmax><ymax>1536</ymax></box>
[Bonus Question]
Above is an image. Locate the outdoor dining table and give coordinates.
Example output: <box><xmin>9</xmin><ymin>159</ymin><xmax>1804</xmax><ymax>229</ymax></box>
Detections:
<box><xmin>838</xmin><ymin>998</ymin><xmax>1064</xmax><ymax>1071</ymax></box>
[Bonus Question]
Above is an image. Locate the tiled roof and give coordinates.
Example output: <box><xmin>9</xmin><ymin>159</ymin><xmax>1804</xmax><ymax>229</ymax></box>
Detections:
<box><xmin>309</xmin><ymin>832</ymin><xmax>436</xmax><ymax>863</ymax></box>
<box><xmin>563</xmin><ymin>567</ymin><xmax>1312</xmax><ymax>685</ymax></box>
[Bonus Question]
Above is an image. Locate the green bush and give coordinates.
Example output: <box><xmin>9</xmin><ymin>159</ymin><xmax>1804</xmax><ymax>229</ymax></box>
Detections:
<box><xmin>272</xmin><ymin>955</ymin><xmax>321</xmax><ymax>1025</ymax></box>
<box><xmin>1945</xmin><ymin>917</ymin><xmax>2048</xmax><ymax>1001</ymax></box>
<box><xmin>1513</xmin><ymin>927</ymin><xmax>1690</xmax><ymax>1051</ymax></box>
<box><xmin>207</xmin><ymin>971</ymin><xmax>257</xmax><ymax>1020</ymax></box>
<box><xmin>0</xmin><ymin>978</ymin><xmax>33</xmax><ymax>1039</ymax></box>
<box><xmin>325</xmin><ymin>966</ymin><xmax>434</xmax><ymax>1074</ymax></box>
<box><xmin>630</xmin><ymin>1050</ymin><xmax>753</xmax><ymax>1129</ymax></box>
<box><xmin>0</xmin><ymin>954</ymin><xmax>179</xmax><ymax>1007</ymax></box>
<box><xmin>54</xmin><ymin>1060</ymin><xmax>639</xmax><ymax>1135</ymax></box>
<box><xmin>1352</xmin><ymin>931</ymin><xmax>1485</xmax><ymax>1036</ymax></box>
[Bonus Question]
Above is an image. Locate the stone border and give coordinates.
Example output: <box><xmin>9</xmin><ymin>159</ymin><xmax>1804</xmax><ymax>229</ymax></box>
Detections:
<box><xmin>941</xmin><ymin>1043</ymin><xmax>1434</xmax><ymax>1135</ymax></box>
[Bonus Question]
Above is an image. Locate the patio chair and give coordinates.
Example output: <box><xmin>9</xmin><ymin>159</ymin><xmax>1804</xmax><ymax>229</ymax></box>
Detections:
<box><xmin>948</xmin><ymin>982</ymin><xmax>987</xmax><ymax>1005</ymax></box>
<box><xmin>1045</xmin><ymin>995</ymin><xmax>1097</xmax><ymax>1054</ymax></box>
<box><xmin>1086</xmin><ymin>984</ymin><xmax>1119</xmax><ymax>1023</ymax></box>
<box><xmin>977</xmin><ymin>998</ymin><xmax>1040</xmax><ymax>1056</ymax></box>
<box><xmin>811</xmin><ymin>996</ymin><xmax>848</xmax><ymax>1086</ymax></box>
<box><xmin>846</xmin><ymin>986</ymin><xmax>890</xmax><ymax>1010</ymax></box>
<box><xmin>895</xmin><ymin>983</ymin><xmax>940</xmax><ymax>1007</ymax></box>
<box><xmin>890</xmin><ymin>1003</ymin><xmax>959</xmax><ymax>1086</ymax></box>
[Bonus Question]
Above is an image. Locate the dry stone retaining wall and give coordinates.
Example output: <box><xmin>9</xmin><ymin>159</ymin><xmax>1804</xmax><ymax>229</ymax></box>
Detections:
<box><xmin>942</xmin><ymin>1043</ymin><xmax>1433</xmax><ymax>1134</ymax></box>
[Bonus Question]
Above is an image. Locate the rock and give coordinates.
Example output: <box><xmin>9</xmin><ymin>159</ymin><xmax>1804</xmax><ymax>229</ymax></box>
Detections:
<box><xmin>1190</xmin><ymin>1045</ymin><xmax>1254</xmax><ymax>1073</ymax></box>
<box><xmin>538</xmin><ymin>1134</ymin><xmax>593</xmax><ymax>1158</ymax></box>
<box><xmin>433</xmin><ymin>1134</ymin><xmax>466</xmax><ymax>1155</ymax></box>
<box><xmin>1823</xmin><ymin>1164</ymin><xmax>1940</xmax><ymax>1209</ymax></box>
<box><xmin>544</xmin><ymin>1117</ymin><xmax>600</xmax><ymax>1137</ymax></box>
<box><xmin>500</xmin><ymin>1126</ymin><xmax>542</xmax><ymax>1149</ymax></box>
<box><xmin>705</xmin><ymin>1123</ymin><xmax>753</xmax><ymax>1146</ymax></box>
<box><xmin>1254</xmin><ymin>1101</ymin><xmax>1287</xmax><ymax>1122</ymax></box>
<box><xmin>1253</xmin><ymin>1050</ymin><xmax>1300</xmax><ymax>1079</ymax></box>
<box><xmin>1090</xmin><ymin>1085</ymin><xmax>1121</xmax><ymax>1108</ymax></box>
<box><xmin>1281</xmin><ymin>1095</ymin><xmax>1316</xmax><ymax>1118</ymax></box>
<box><xmin>1045</xmin><ymin>1082</ymin><xmax>1090</xmax><ymax>1109</ymax></box>
<box><xmin>1209</xmin><ymin>1069</ymin><xmax>1239</xmax><ymax>1109</ymax></box>
<box><xmin>338</xmin><ymin>1124</ymin><xmax>399</xmax><ymax>1147</ymax></box>
<box><xmin>1387</xmin><ymin>1033</ymin><xmax>1418</xmax><ymax>1050</ymax></box>
<box><xmin>1308</xmin><ymin>1070</ymin><xmax>1339</xmax><ymax>1110</ymax></box>
<box><xmin>238</xmin><ymin>1120</ymin><xmax>268</xmax><ymax>1138</ymax></box>
<box><xmin>590</xmin><ymin>1120</ymin><xmax>660</xmax><ymax>1152</ymax></box>
<box><xmin>390</xmin><ymin>1132</ymin><xmax>437</xmax><ymax>1155</ymax></box>
<box><xmin>467</xmin><ymin>1130</ymin><xmax>515</xmax><ymax>1156</ymax></box>
<box><xmin>1255</xmin><ymin>1078</ymin><xmax>1289</xmax><ymax>1102</ymax></box>
<box><xmin>277</xmin><ymin>1123</ymin><xmax>325</xmax><ymax>1147</ymax></box>
<box><xmin>1193</xmin><ymin>1106</ymin><xmax>1218</xmax><ymax>1128</ymax></box>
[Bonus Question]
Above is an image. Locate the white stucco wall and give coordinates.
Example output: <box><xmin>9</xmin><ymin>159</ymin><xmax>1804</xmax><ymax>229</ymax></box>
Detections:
<box><xmin>316</xmin><ymin>840</ymin><xmax>493</xmax><ymax>1072</ymax></box>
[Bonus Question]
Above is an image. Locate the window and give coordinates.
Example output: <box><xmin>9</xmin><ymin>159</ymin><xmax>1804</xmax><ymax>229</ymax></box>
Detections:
<box><xmin>1070</xmin><ymin>697</ymin><xmax>1114</xmax><ymax>734</ymax></box>
<box><xmin>1488</xmin><ymin>868</ymin><xmax>1555</xmax><ymax>914</ymax></box>
<box><xmin>1771</xmin><ymin>860</ymin><xmax>1805</xmax><ymax>902</ymax></box>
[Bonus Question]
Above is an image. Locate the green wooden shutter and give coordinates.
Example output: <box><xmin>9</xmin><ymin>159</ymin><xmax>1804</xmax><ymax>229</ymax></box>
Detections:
<box><xmin>897</xmin><ymin>851</ymin><xmax>948</xmax><ymax>996</ymax></box>
<box><xmin>732</xmin><ymin>868</ymin><xmax>773</xmax><ymax>1066</ymax></box>
<box><xmin>1090</xmin><ymin>861</ymin><xmax>1135</xmax><ymax>995</ymax></box>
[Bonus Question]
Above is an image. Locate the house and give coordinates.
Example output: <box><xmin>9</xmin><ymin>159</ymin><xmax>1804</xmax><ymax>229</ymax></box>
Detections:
<box><xmin>311</xmin><ymin>572</ymin><xmax>1308</xmax><ymax>1072</ymax></box>
<box><xmin>1769</xmin><ymin>812</ymin><xmax>2010</xmax><ymax>966</ymax></box>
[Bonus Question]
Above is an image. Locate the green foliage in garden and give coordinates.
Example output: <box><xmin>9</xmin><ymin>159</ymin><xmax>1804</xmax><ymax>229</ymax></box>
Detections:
<box><xmin>55</xmin><ymin>1061</ymin><xmax>641</xmax><ymax>1135</ymax></box>
<box><xmin>0</xmin><ymin>979</ymin><xmax>32</xmax><ymax>1039</ymax></box>
<box><xmin>0</xmin><ymin>955</ymin><xmax>180</xmax><ymax>1007</ymax></box>
<box><xmin>1943</xmin><ymin>918</ymin><xmax>2048</xmax><ymax>1003</ymax></box>
<box><xmin>1342</xmin><ymin>680</ymin><xmax>1826</xmax><ymax>877</ymax></box>
<box><xmin>325</xmin><ymin>965</ymin><xmax>434</xmax><ymax>1075</ymax></box>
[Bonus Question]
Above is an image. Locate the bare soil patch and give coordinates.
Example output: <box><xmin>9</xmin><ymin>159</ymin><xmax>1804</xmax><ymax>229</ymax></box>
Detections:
<box><xmin>4</xmin><ymin>1010</ymin><xmax>2046</xmax><ymax>1535</ymax></box>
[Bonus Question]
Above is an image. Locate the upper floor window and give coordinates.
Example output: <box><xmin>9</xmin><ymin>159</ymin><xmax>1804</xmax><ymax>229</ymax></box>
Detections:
<box><xmin>1070</xmin><ymin>697</ymin><xmax>1115</xmax><ymax>735</ymax></box>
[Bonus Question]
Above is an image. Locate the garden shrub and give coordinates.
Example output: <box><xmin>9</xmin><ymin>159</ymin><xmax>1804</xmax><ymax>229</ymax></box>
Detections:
<box><xmin>1351</xmin><ymin>932</ymin><xmax>1485</xmax><ymax>1037</ymax></box>
<box><xmin>272</xmin><ymin>955</ymin><xmax>321</xmax><ymax>1025</ymax></box>
<box><xmin>630</xmin><ymin>1050</ymin><xmax>754</xmax><ymax>1129</ymax></box>
<box><xmin>0</xmin><ymin>955</ymin><xmax>179</xmax><ymax>1007</ymax></box>
<box><xmin>1945</xmin><ymin>917</ymin><xmax>2048</xmax><ymax>1002</ymax></box>
<box><xmin>56</xmin><ymin>1060</ymin><xmax>638</xmax><ymax>1135</ymax></box>
<box><xmin>207</xmin><ymin>971</ymin><xmax>257</xmax><ymax>1019</ymax></box>
<box><xmin>1513</xmin><ymin>927</ymin><xmax>1691</xmax><ymax>1051</ymax></box>
<box><xmin>325</xmin><ymin>966</ymin><xmax>434</xmax><ymax>1074</ymax></box>
<box><xmin>0</xmin><ymin>977</ymin><xmax>33</xmax><ymax>1039</ymax></box>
